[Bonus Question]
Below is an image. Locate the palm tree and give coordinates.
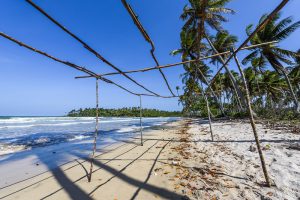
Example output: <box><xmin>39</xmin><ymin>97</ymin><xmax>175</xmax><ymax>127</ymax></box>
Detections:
<box><xmin>243</xmin><ymin>13</ymin><xmax>300</xmax><ymax>112</ymax></box>
<box><xmin>289</xmin><ymin>49</ymin><xmax>300</xmax><ymax>93</ymax></box>
<box><xmin>207</xmin><ymin>31</ymin><xmax>238</xmax><ymax>65</ymax></box>
<box><xmin>180</xmin><ymin>0</ymin><xmax>235</xmax><ymax>35</ymax></box>
<box><xmin>207</xmin><ymin>31</ymin><xmax>247</xmax><ymax>109</ymax></box>
<box><xmin>180</xmin><ymin>1</ymin><xmax>247</xmax><ymax>110</ymax></box>
<box><xmin>172</xmin><ymin>30</ymin><xmax>226</xmax><ymax>115</ymax></box>
<box><xmin>259</xmin><ymin>70</ymin><xmax>287</xmax><ymax>107</ymax></box>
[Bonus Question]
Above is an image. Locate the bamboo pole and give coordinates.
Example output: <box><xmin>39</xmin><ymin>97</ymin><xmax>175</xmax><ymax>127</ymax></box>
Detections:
<box><xmin>139</xmin><ymin>95</ymin><xmax>143</xmax><ymax>146</ymax></box>
<box><xmin>199</xmin><ymin>82</ymin><xmax>214</xmax><ymax>141</ymax></box>
<box><xmin>121</xmin><ymin>0</ymin><xmax>176</xmax><ymax>96</ymax></box>
<box><xmin>232</xmin><ymin>48</ymin><xmax>271</xmax><ymax>187</ymax></box>
<box><xmin>88</xmin><ymin>78</ymin><xmax>100</xmax><ymax>182</ymax></box>
<box><xmin>205</xmin><ymin>94</ymin><xmax>214</xmax><ymax>141</ymax></box>
<box><xmin>74</xmin><ymin>41</ymin><xmax>278</xmax><ymax>79</ymax></box>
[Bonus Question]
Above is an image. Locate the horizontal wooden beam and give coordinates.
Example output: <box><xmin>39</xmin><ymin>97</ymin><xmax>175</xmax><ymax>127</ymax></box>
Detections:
<box><xmin>75</xmin><ymin>41</ymin><xmax>277</xmax><ymax>79</ymax></box>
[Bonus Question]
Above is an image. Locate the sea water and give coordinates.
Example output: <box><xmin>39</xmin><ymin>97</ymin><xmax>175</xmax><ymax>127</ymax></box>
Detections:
<box><xmin>0</xmin><ymin>116</ymin><xmax>179</xmax><ymax>155</ymax></box>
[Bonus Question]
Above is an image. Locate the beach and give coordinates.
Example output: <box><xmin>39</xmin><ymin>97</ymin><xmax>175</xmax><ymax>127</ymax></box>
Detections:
<box><xmin>0</xmin><ymin>118</ymin><xmax>299</xmax><ymax>200</ymax></box>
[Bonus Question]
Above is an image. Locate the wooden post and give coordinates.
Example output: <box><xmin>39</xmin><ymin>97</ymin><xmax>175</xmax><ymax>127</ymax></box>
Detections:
<box><xmin>231</xmin><ymin>48</ymin><xmax>271</xmax><ymax>187</ymax></box>
<box><xmin>205</xmin><ymin>95</ymin><xmax>214</xmax><ymax>141</ymax></box>
<box><xmin>139</xmin><ymin>95</ymin><xmax>143</xmax><ymax>146</ymax></box>
<box><xmin>88</xmin><ymin>78</ymin><xmax>99</xmax><ymax>182</ymax></box>
<box><xmin>200</xmin><ymin>83</ymin><xmax>214</xmax><ymax>141</ymax></box>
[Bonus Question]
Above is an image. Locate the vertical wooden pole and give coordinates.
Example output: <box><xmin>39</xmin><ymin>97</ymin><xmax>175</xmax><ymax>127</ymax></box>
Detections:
<box><xmin>139</xmin><ymin>95</ymin><xmax>143</xmax><ymax>146</ymax></box>
<box><xmin>200</xmin><ymin>82</ymin><xmax>214</xmax><ymax>141</ymax></box>
<box><xmin>88</xmin><ymin>78</ymin><xmax>99</xmax><ymax>182</ymax></box>
<box><xmin>205</xmin><ymin>95</ymin><xmax>214</xmax><ymax>141</ymax></box>
<box><xmin>231</xmin><ymin>48</ymin><xmax>271</xmax><ymax>187</ymax></box>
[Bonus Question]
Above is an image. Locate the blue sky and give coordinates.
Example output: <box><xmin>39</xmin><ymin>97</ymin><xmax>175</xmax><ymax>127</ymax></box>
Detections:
<box><xmin>0</xmin><ymin>0</ymin><xmax>299</xmax><ymax>116</ymax></box>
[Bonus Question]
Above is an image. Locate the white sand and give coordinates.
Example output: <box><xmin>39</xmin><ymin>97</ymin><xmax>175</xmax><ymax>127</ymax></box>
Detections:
<box><xmin>179</xmin><ymin>119</ymin><xmax>300</xmax><ymax>199</ymax></box>
<box><xmin>0</xmin><ymin>119</ymin><xmax>299</xmax><ymax>200</ymax></box>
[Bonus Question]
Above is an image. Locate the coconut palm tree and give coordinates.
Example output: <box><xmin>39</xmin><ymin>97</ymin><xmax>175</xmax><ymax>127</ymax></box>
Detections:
<box><xmin>259</xmin><ymin>70</ymin><xmax>287</xmax><ymax>108</ymax></box>
<box><xmin>242</xmin><ymin>13</ymin><xmax>300</xmax><ymax>112</ymax></box>
<box><xmin>289</xmin><ymin>49</ymin><xmax>300</xmax><ymax>93</ymax></box>
<box><xmin>179</xmin><ymin>0</ymin><xmax>247</xmax><ymax>109</ymax></box>
<box><xmin>172</xmin><ymin>30</ymin><xmax>226</xmax><ymax>115</ymax></box>
<box><xmin>207</xmin><ymin>31</ymin><xmax>247</xmax><ymax>109</ymax></box>
<box><xmin>207</xmin><ymin>31</ymin><xmax>238</xmax><ymax>65</ymax></box>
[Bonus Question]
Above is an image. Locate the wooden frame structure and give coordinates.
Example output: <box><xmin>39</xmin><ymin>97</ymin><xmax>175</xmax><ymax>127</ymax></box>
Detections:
<box><xmin>0</xmin><ymin>0</ymin><xmax>291</xmax><ymax>185</ymax></box>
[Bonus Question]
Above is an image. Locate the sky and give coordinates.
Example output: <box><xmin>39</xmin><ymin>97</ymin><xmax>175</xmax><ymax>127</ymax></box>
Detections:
<box><xmin>0</xmin><ymin>0</ymin><xmax>299</xmax><ymax>116</ymax></box>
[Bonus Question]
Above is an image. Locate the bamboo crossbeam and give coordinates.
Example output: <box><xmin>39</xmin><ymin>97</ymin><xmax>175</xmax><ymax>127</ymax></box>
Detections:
<box><xmin>0</xmin><ymin>32</ymin><xmax>176</xmax><ymax>99</ymax></box>
<box><xmin>121</xmin><ymin>0</ymin><xmax>176</xmax><ymax>96</ymax></box>
<box><xmin>75</xmin><ymin>41</ymin><xmax>277</xmax><ymax>79</ymax></box>
<box><xmin>26</xmin><ymin>0</ymin><xmax>163</xmax><ymax>97</ymax></box>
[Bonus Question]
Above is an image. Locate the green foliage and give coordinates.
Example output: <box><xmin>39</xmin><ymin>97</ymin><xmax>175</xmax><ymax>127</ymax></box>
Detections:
<box><xmin>175</xmin><ymin>1</ymin><xmax>300</xmax><ymax>119</ymax></box>
<box><xmin>67</xmin><ymin>107</ymin><xmax>182</xmax><ymax>117</ymax></box>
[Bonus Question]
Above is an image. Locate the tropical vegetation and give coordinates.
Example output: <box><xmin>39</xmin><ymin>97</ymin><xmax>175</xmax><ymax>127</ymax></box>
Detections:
<box><xmin>175</xmin><ymin>0</ymin><xmax>300</xmax><ymax>120</ymax></box>
<box><xmin>67</xmin><ymin>107</ymin><xmax>182</xmax><ymax>117</ymax></box>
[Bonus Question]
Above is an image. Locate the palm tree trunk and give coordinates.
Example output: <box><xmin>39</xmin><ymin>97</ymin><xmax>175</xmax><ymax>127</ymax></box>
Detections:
<box><xmin>280</xmin><ymin>69</ymin><xmax>300</xmax><ymax>112</ymax></box>
<box><xmin>233</xmin><ymin>51</ymin><xmax>271</xmax><ymax>187</ymax></box>
<box><xmin>88</xmin><ymin>78</ymin><xmax>99</xmax><ymax>182</ymax></box>
<box><xmin>205</xmin><ymin>34</ymin><xmax>247</xmax><ymax>111</ymax></box>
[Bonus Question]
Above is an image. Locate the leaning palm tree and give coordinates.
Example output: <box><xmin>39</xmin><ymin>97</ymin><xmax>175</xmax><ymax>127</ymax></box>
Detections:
<box><xmin>243</xmin><ymin>13</ymin><xmax>300</xmax><ymax>112</ymax></box>
<box><xmin>207</xmin><ymin>31</ymin><xmax>247</xmax><ymax>109</ymax></box>
<box><xmin>180</xmin><ymin>0</ymin><xmax>247</xmax><ymax>110</ymax></box>
<box><xmin>172</xmin><ymin>30</ymin><xmax>226</xmax><ymax>115</ymax></box>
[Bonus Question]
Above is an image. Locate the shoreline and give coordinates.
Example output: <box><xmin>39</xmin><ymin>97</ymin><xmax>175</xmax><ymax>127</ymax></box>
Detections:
<box><xmin>0</xmin><ymin>117</ymin><xmax>180</xmax><ymax>156</ymax></box>
<box><xmin>0</xmin><ymin>119</ymin><xmax>299</xmax><ymax>199</ymax></box>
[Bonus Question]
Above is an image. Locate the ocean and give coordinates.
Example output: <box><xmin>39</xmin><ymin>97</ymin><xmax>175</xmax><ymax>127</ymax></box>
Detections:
<box><xmin>0</xmin><ymin>116</ymin><xmax>179</xmax><ymax>156</ymax></box>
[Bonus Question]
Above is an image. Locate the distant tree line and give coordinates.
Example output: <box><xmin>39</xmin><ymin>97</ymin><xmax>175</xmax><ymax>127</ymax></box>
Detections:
<box><xmin>67</xmin><ymin>107</ymin><xmax>182</xmax><ymax>117</ymax></box>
